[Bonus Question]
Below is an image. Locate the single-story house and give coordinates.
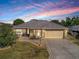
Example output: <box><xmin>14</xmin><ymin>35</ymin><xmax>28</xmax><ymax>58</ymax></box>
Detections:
<box><xmin>13</xmin><ymin>20</ymin><xmax>68</xmax><ymax>39</ymax></box>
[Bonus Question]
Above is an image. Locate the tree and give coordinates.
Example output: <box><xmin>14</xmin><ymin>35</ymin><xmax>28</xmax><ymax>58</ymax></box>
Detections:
<box><xmin>51</xmin><ymin>20</ymin><xmax>59</xmax><ymax>23</ymax></box>
<box><xmin>65</xmin><ymin>17</ymin><xmax>72</xmax><ymax>26</ymax></box>
<box><xmin>61</xmin><ymin>20</ymin><xmax>66</xmax><ymax>26</ymax></box>
<box><xmin>0</xmin><ymin>24</ymin><xmax>17</xmax><ymax>47</ymax></box>
<box><xmin>61</xmin><ymin>16</ymin><xmax>79</xmax><ymax>27</ymax></box>
<box><xmin>13</xmin><ymin>19</ymin><xmax>24</xmax><ymax>25</ymax></box>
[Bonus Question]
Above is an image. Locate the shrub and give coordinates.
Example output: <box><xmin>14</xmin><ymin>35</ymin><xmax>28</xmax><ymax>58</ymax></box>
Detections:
<box><xmin>0</xmin><ymin>24</ymin><xmax>17</xmax><ymax>47</ymax></box>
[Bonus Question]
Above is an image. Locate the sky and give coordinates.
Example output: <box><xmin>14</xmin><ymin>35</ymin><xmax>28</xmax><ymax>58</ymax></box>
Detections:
<box><xmin>0</xmin><ymin>0</ymin><xmax>79</xmax><ymax>23</ymax></box>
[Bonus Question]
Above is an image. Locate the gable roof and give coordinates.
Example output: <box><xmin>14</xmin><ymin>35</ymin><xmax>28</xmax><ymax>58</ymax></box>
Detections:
<box><xmin>13</xmin><ymin>20</ymin><xmax>67</xmax><ymax>29</ymax></box>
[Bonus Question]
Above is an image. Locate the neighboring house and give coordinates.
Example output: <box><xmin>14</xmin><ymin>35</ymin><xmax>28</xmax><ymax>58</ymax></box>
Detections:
<box><xmin>0</xmin><ymin>22</ymin><xmax>5</xmax><ymax>25</ymax></box>
<box><xmin>13</xmin><ymin>20</ymin><xmax>68</xmax><ymax>39</ymax></box>
<box><xmin>0</xmin><ymin>22</ymin><xmax>12</xmax><ymax>26</ymax></box>
<box><xmin>69</xmin><ymin>25</ymin><xmax>79</xmax><ymax>37</ymax></box>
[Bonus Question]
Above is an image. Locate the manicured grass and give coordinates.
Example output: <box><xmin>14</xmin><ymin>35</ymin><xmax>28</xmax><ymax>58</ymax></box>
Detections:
<box><xmin>68</xmin><ymin>34</ymin><xmax>79</xmax><ymax>45</ymax></box>
<box><xmin>0</xmin><ymin>42</ymin><xmax>49</xmax><ymax>59</ymax></box>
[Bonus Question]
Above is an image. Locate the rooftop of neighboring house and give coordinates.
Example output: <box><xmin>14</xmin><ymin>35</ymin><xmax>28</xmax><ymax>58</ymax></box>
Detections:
<box><xmin>69</xmin><ymin>25</ymin><xmax>79</xmax><ymax>31</ymax></box>
<box><xmin>0</xmin><ymin>22</ymin><xmax>13</xmax><ymax>27</ymax></box>
<box><xmin>0</xmin><ymin>22</ymin><xmax>5</xmax><ymax>25</ymax></box>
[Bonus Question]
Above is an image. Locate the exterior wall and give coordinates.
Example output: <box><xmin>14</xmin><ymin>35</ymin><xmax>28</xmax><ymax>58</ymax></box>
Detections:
<box><xmin>26</xmin><ymin>28</ymin><xmax>30</xmax><ymax>34</ymax></box>
<box><xmin>29</xmin><ymin>29</ymin><xmax>68</xmax><ymax>39</ymax></box>
<box><xmin>36</xmin><ymin>30</ymin><xmax>42</xmax><ymax>38</ymax></box>
<box><xmin>29</xmin><ymin>29</ymin><xmax>34</xmax><ymax>37</ymax></box>
<box><xmin>64</xmin><ymin>29</ymin><xmax>68</xmax><ymax>38</ymax></box>
<box><xmin>41</xmin><ymin>30</ymin><xmax>45</xmax><ymax>38</ymax></box>
<box><xmin>14</xmin><ymin>28</ymin><xmax>68</xmax><ymax>39</ymax></box>
<box><xmin>14</xmin><ymin>29</ymin><xmax>26</xmax><ymax>36</ymax></box>
<box><xmin>29</xmin><ymin>29</ymin><xmax>42</xmax><ymax>38</ymax></box>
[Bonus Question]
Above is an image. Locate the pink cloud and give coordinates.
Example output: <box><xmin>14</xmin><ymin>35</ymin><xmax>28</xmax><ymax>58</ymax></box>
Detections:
<box><xmin>10</xmin><ymin>0</ymin><xmax>79</xmax><ymax>18</ymax></box>
<box><xmin>11</xmin><ymin>0</ymin><xmax>72</xmax><ymax>12</ymax></box>
<box><xmin>26</xmin><ymin>7</ymin><xmax>79</xmax><ymax>18</ymax></box>
<box><xmin>31</xmin><ymin>1</ymin><xmax>71</xmax><ymax>11</ymax></box>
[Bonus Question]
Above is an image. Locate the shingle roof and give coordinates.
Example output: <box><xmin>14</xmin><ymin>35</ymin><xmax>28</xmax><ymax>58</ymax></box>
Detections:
<box><xmin>13</xmin><ymin>20</ymin><xmax>67</xmax><ymax>29</ymax></box>
<box><xmin>69</xmin><ymin>25</ymin><xmax>79</xmax><ymax>31</ymax></box>
<box><xmin>13</xmin><ymin>22</ymin><xmax>27</xmax><ymax>29</ymax></box>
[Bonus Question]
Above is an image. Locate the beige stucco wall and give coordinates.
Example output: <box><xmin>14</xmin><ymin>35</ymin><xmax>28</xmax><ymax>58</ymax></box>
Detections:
<box><xmin>14</xmin><ymin>29</ymin><xmax>26</xmax><ymax>36</ymax></box>
<box><xmin>64</xmin><ymin>29</ymin><xmax>68</xmax><ymax>38</ymax></box>
<box><xmin>29</xmin><ymin>29</ymin><xmax>34</xmax><ymax>37</ymax></box>
<box><xmin>13</xmin><ymin>28</ymin><xmax>68</xmax><ymax>39</ymax></box>
<box><xmin>29</xmin><ymin>29</ymin><xmax>42</xmax><ymax>38</ymax></box>
<box><xmin>26</xmin><ymin>28</ymin><xmax>30</xmax><ymax>34</ymax></box>
<box><xmin>41</xmin><ymin>30</ymin><xmax>45</xmax><ymax>38</ymax></box>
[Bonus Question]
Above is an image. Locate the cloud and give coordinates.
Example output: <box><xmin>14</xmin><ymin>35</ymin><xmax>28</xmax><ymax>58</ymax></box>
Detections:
<box><xmin>23</xmin><ymin>7</ymin><xmax>79</xmax><ymax>20</ymax></box>
<box><xmin>4</xmin><ymin>20</ymin><xmax>13</xmax><ymax>24</ymax></box>
<box><xmin>9</xmin><ymin>0</ymin><xmax>79</xmax><ymax>21</ymax></box>
<box><xmin>11</xmin><ymin>5</ymin><xmax>35</xmax><ymax>12</ymax></box>
<box><xmin>11</xmin><ymin>0</ymin><xmax>77</xmax><ymax>12</ymax></box>
<box><xmin>11</xmin><ymin>0</ymin><xmax>68</xmax><ymax>12</ymax></box>
<box><xmin>31</xmin><ymin>1</ymin><xmax>74</xmax><ymax>11</ymax></box>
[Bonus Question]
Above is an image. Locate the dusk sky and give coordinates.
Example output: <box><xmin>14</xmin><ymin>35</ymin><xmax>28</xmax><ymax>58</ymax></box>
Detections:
<box><xmin>0</xmin><ymin>0</ymin><xmax>79</xmax><ymax>23</ymax></box>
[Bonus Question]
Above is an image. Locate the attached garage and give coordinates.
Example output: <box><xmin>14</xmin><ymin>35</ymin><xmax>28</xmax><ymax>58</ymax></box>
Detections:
<box><xmin>45</xmin><ymin>29</ymin><xmax>64</xmax><ymax>39</ymax></box>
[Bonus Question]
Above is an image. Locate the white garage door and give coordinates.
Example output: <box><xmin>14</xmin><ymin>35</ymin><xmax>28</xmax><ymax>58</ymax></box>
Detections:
<box><xmin>45</xmin><ymin>30</ymin><xmax>64</xmax><ymax>39</ymax></box>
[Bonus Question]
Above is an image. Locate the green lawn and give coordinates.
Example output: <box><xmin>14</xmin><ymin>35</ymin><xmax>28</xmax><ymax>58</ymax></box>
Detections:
<box><xmin>0</xmin><ymin>42</ymin><xmax>49</xmax><ymax>59</ymax></box>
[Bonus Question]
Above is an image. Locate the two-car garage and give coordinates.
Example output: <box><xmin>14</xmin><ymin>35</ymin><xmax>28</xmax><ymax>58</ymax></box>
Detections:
<box><xmin>44</xmin><ymin>29</ymin><xmax>65</xmax><ymax>39</ymax></box>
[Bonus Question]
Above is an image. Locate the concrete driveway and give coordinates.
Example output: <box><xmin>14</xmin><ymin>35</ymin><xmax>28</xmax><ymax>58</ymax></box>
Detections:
<box><xmin>46</xmin><ymin>39</ymin><xmax>79</xmax><ymax>59</ymax></box>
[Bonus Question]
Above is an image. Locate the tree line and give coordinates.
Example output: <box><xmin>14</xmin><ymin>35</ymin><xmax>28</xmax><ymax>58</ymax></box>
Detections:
<box><xmin>61</xmin><ymin>16</ymin><xmax>79</xmax><ymax>27</ymax></box>
<box><xmin>13</xmin><ymin>16</ymin><xmax>79</xmax><ymax>27</ymax></box>
<box><xmin>51</xmin><ymin>16</ymin><xmax>79</xmax><ymax>27</ymax></box>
